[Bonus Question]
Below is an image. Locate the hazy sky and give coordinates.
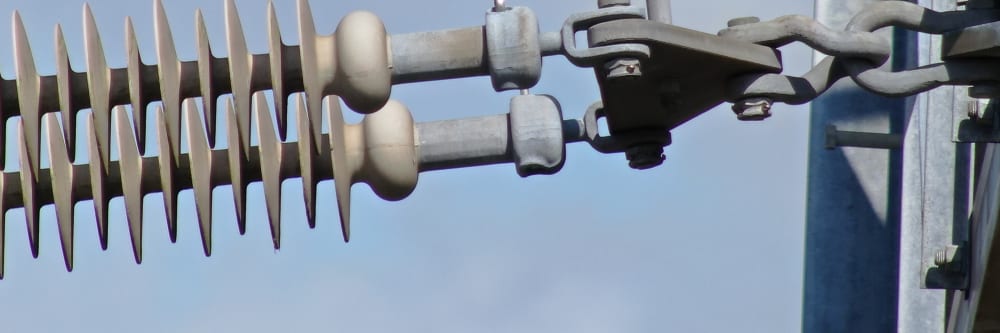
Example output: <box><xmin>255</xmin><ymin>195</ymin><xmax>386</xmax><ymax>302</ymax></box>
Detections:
<box><xmin>0</xmin><ymin>0</ymin><xmax>814</xmax><ymax>332</ymax></box>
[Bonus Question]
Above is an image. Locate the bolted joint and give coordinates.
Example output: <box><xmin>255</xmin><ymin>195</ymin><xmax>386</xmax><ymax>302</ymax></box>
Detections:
<box><xmin>625</xmin><ymin>143</ymin><xmax>665</xmax><ymax>170</ymax></box>
<box><xmin>732</xmin><ymin>97</ymin><xmax>772</xmax><ymax>121</ymax></box>
<box><xmin>605</xmin><ymin>58</ymin><xmax>642</xmax><ymax>79</ymax></box>
<box><xmin>926</xmin><ymin>242</ymin><xmax>969</xmax><ymax>290</ymax></box>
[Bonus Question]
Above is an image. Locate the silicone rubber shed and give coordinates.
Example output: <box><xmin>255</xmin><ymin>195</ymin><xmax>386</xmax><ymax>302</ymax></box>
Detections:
<box><xmin>0</xmin><ymin>0</ymin><xmax>418</xmax><ymax>278</ymax></box>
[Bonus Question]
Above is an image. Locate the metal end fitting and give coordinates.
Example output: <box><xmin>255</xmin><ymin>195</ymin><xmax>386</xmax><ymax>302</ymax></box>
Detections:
<box><xmin>732</xmin><ymin>97</ymin><xmax>773</xmax><ymax>121</ymax></box>
<box><xmin>510</xmin><ymin>94</ymin><xmax>566</xmax><ymax>177</ymax></box>
<box><xmin>486</xmin><ymin>6</ymin><xmax>542</xmax><ymax>91</ymax></box>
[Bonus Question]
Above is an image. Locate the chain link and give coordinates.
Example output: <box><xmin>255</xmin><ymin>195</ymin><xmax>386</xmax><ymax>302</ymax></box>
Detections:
<box><xmin>719</xmin><ymin>1</ymin><xmax>1000</xmax><ymax>105</ymax></box>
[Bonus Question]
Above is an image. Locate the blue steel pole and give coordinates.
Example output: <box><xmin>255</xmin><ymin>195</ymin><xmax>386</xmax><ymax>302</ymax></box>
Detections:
<box><xmin>803</xmin><ymin>0</ymin><xmax>909</xmax><ymax>331</ymax></box>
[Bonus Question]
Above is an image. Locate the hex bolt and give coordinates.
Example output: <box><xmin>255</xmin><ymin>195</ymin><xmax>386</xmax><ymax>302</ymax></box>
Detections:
<box><xmin>731</xmin><ymin>97</ymin><xmax>772</xmax><ymax>121</ymax></box>
<box><xmin>605</xmin><ymin>58</ymin><xmax>642</xmax><ymax>79</ymax></box>
<box><xmin>727</xmin><ymin>16</ymin><xmax>760</xmax><ymax>27</ymax></box>
<box><xmin>824</xmin><ymin>125</ymin><xmax>903</xmax><ymax>150</ymax></box>
<box><xmin>625</xmin><ymin>144</ymin><xmax>665</xmax><ymax>170</ymax></box>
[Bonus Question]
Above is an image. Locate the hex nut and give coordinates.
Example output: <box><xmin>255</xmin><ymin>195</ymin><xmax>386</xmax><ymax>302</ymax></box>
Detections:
<box><xmin>625</xmin><ymin>144</ymin><xmax>665</xmax><ymax>170</ymax></box>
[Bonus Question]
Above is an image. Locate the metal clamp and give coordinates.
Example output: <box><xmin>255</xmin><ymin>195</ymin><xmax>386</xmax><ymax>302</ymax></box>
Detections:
<box><xmin>560</xmin><ymin>6</ymin><xmax>650</xmax><ymax>67</ymax></box>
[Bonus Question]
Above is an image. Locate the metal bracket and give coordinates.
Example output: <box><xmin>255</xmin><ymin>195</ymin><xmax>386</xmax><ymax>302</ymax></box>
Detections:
<box><xmin>580</xmin><ymin>101</ymin><xmax>669</xmax><ymax>155</ymax></box>
<box><xmin>560</xmin><ymin>6</ymin><xmax>650</xmax><ymax>67</ymax></box>
<box><xmin>585</xmin><ymin>18</ymin><xmax>781</xmax><ymax>148</ymax></box>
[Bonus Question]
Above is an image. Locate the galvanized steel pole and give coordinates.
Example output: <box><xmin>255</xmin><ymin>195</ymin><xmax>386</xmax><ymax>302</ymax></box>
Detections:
<box><xmin>803</xmin><ymin>0</ymin><xmax>907</xmax><ymax>331</ymax></box>
<box><xmin>896</xmin><ymin>1</ymin><xmax>970</xmax><ymax>331</ymax></box>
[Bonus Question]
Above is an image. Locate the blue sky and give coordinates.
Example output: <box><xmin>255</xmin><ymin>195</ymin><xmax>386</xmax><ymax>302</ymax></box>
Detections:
<box><xmin>0</xmin><ymin>0</ymin><xmax>813</xmax><ymax>331</ymax></box>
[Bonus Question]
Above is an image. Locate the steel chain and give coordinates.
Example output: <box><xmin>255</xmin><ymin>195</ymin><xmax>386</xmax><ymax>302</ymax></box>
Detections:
<box><xmin>719</xmin><ymin>1</ymin><xmax>1000</xmax><ymax>105</ymax></box>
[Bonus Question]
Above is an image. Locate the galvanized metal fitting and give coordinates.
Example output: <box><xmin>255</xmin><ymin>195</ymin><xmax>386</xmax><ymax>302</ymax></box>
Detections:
<box><xmin>605</xmin><ymin>58</ymin><xmax>642</xmax><ymax>79</ymax></box>
<box><xmin>559</xmin><ymin>6</ymin><xmax>650</xmax><ymax>67</ymax></box>
<box><xmin>510</xmin><ymin>94</ymin><xmax>566</xmax><ymax>177</ymax></box>
<box><xmin>732</xmin><ymin>97</ymin><xmax>772</xmax><ymax>121</ymax></box>
<box><xmin>824</xmin><ymin>125</ymin><xmax>903</xmax><ymax>150</ymax></box>
<box><xmin>485</xmin><ymin>6</ymin><xmax>542</xmax><ymax>91</ymax></box>
<box><xmin>625</xmin><ymin>143</ymin><xmax>665</xmax><ymax>170</ymax></box>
